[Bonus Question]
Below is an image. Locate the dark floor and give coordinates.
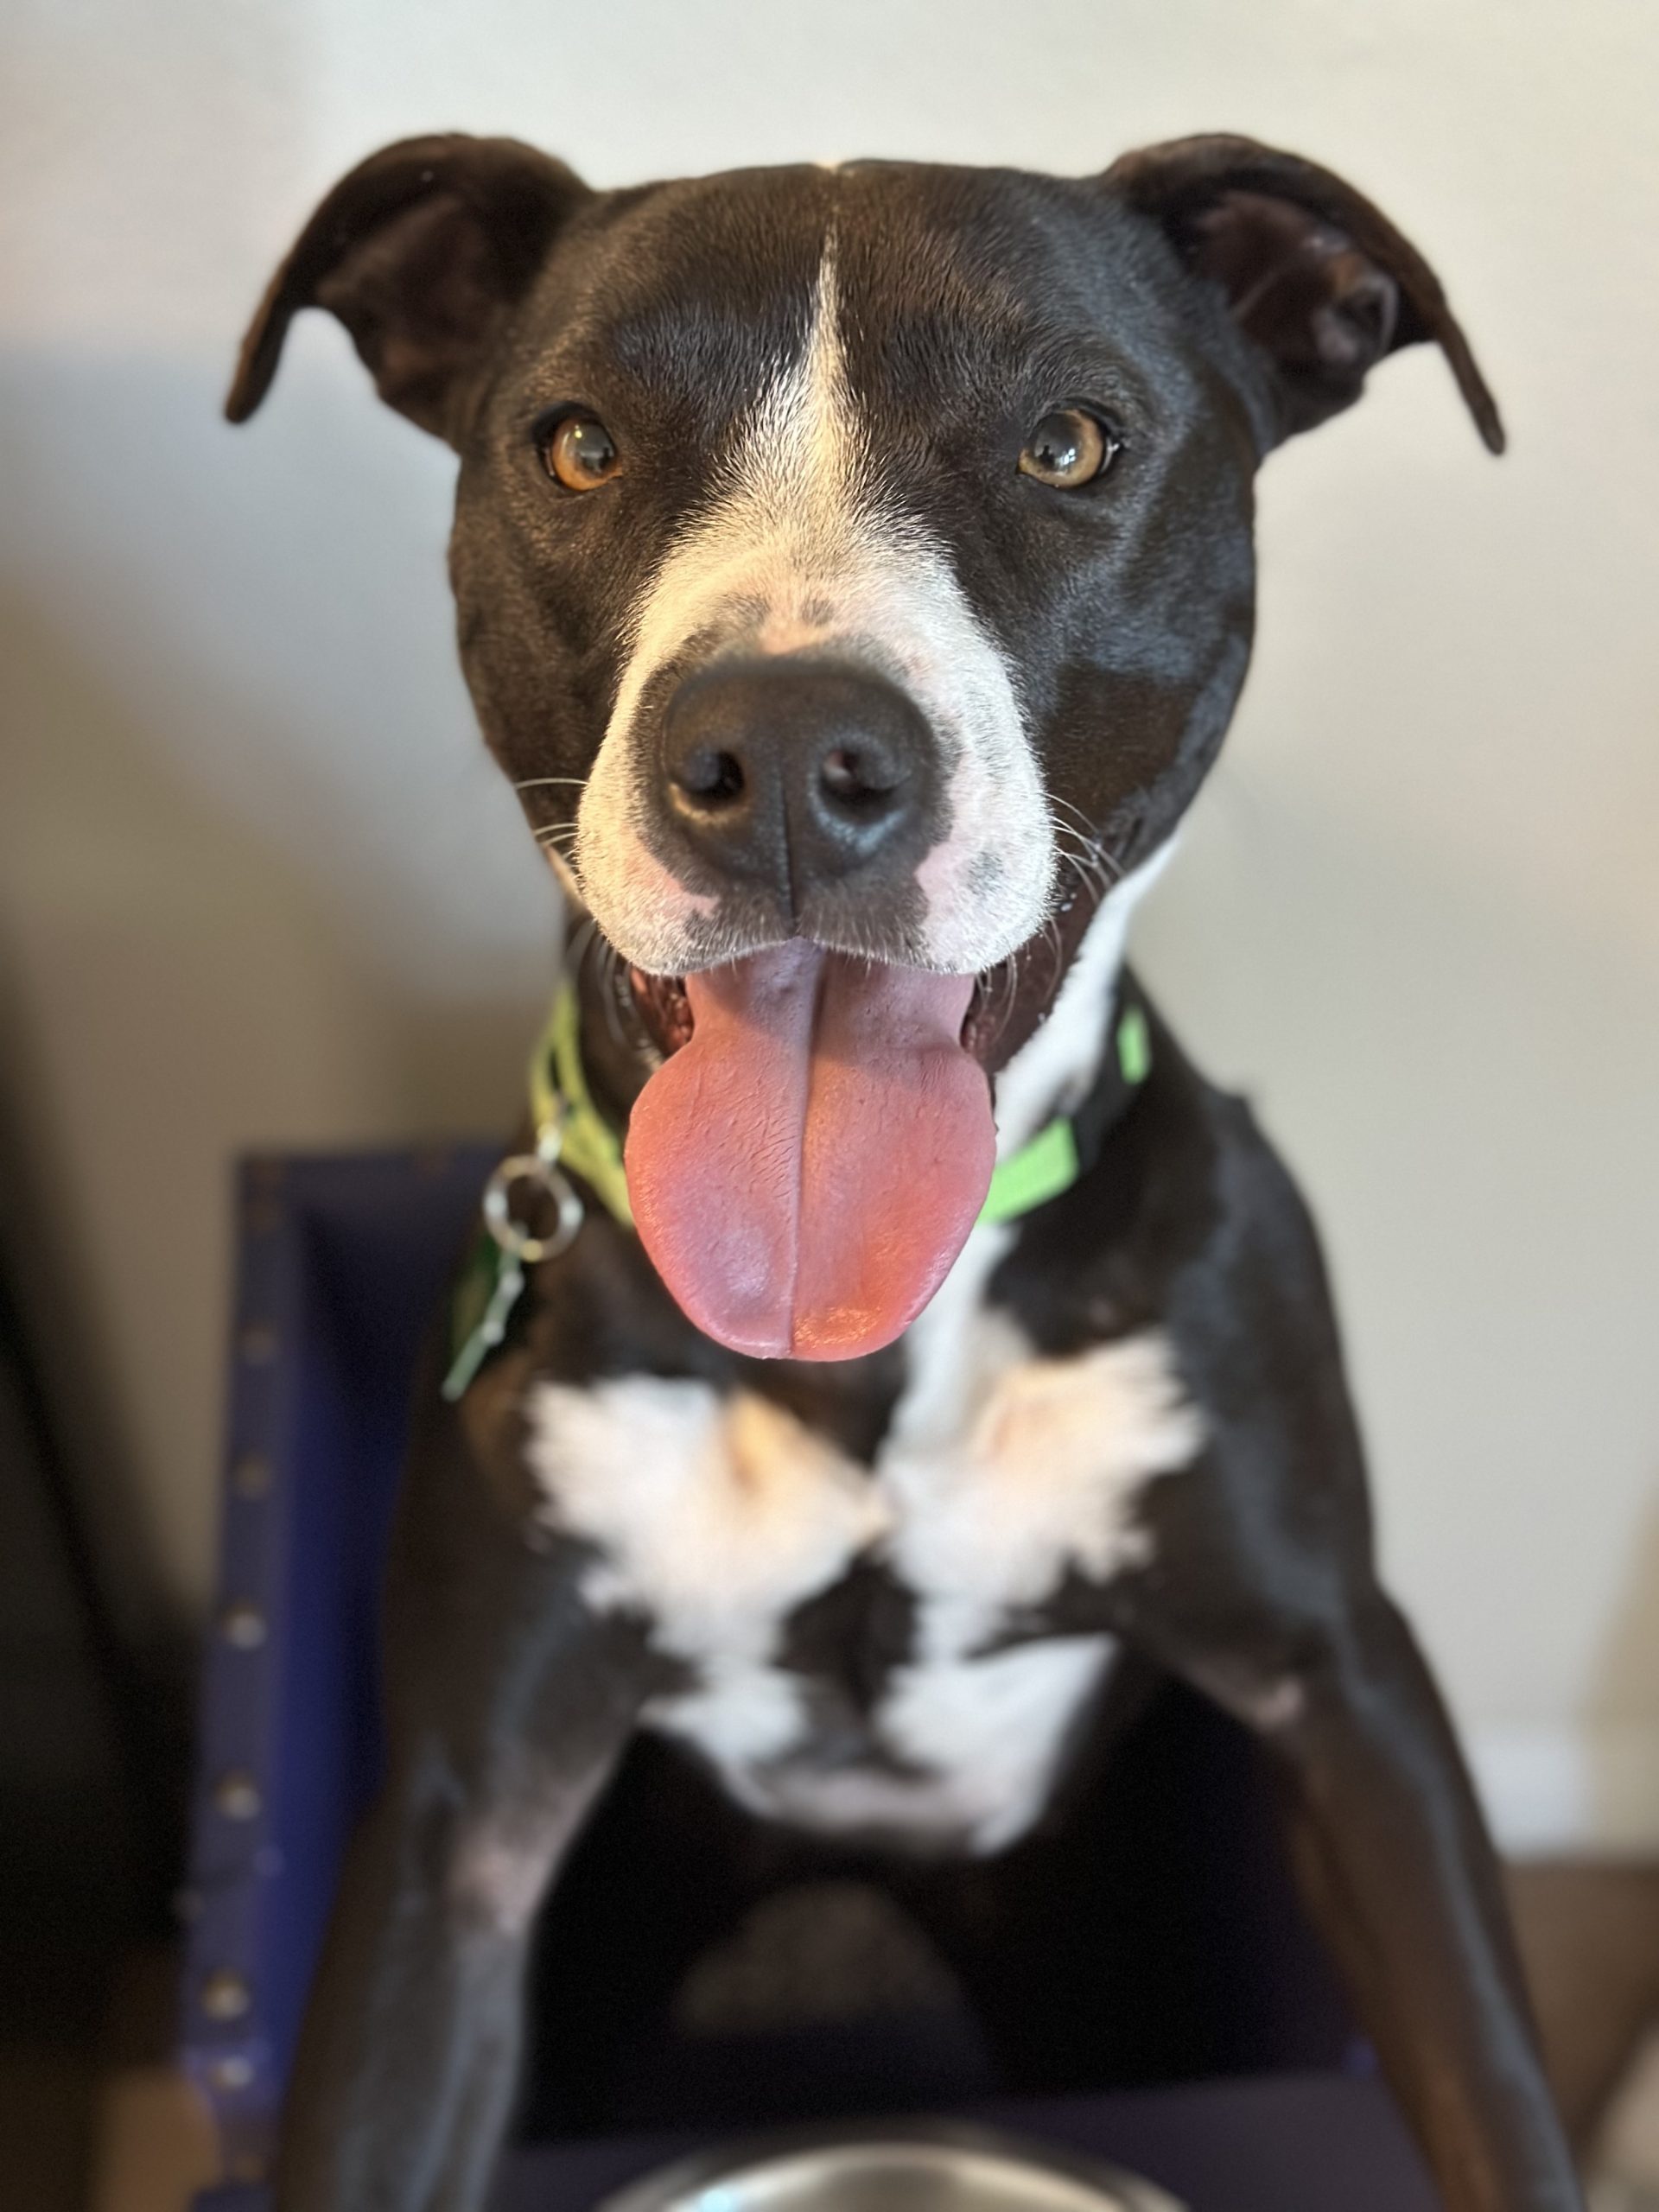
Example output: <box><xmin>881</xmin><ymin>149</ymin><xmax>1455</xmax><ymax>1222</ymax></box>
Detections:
<box><xmin>0</xmin><ymin>2044</ymin><xmax>99</xmax><ymax>2211</ymax></box>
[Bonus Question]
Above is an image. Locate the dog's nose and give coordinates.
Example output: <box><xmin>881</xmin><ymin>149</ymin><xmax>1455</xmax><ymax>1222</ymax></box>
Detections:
<box><xmin>661</xmin><ymin>660</ymin><xmax>932</xmax><ymax>896</ymax></box>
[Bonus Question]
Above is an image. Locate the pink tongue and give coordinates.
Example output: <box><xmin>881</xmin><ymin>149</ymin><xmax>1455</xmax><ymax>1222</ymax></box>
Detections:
<box><xmin>625</xmin><ymin>943</ymin><xmax>994</xmax><ymax>1360</ymax></box>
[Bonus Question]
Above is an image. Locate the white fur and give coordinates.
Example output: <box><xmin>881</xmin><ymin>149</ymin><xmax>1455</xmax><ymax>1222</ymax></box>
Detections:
<box><xmin>878</xmin><ymin>1638</ymin><xmax>1117</xmax><ymax>1852</ymax></box>
<box><xmin>447</xmin><ymin>1766</ymin><xmax>613</xmax><ymax>1937</ymax></box>
<box><xmin>573</xmin><ymin>240</ymin><xmax>1053</xmax><ymax>976</ymax></box>
<box><xmin>449</xmin><ymin>1822</ymin><xmax>565</xmax><ymax>1939</ymax></box>
<box><xmin>524</xmin><ymin>1377</ymin><xmax>891</xmax><ymax>1663</ymax></box>
<box><xmin>526</xmin><ymin>1378</ymin><xmax>887</xmax><ymax>1783</ymax></box>
<box><xmin>751</xmin><ymin>1638</ymin><xmax>1116</xmax><ymax>1853</ymax></box>
<box><xmin>886</xmin><ymin>1331</ymin><xmax>1205</xmax><ymax>1664</ymax></box>
<box><xmin>524</xmin><ymin>1320</ymin><xmax>1204</xmax><ymax>1854</ymax></box>
<box><xmin>861</xmin><ymin>1323</ymin><xmax>1203</xmax><ymax>1848</ymax></box>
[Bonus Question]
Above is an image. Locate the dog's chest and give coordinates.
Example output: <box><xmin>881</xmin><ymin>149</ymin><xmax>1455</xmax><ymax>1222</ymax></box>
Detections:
<box><xmin>523</xmin><ymin>1281</ymin><xmax>1203</xmax><ymax>1855</ymax></box>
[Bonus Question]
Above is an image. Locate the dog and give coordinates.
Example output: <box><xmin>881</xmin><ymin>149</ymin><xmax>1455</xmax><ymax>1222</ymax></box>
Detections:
<box><xmin>229</xmin><ymin>132</ymin><xmax>1580</xmax><ymax>2209</ymax></box>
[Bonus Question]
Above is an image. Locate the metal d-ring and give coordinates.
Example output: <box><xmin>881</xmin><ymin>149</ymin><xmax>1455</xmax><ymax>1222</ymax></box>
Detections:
<box><xmin>482</xmin><ymin>1146</ymin><xmax>584</xmax><ymax>1264</ymax></box>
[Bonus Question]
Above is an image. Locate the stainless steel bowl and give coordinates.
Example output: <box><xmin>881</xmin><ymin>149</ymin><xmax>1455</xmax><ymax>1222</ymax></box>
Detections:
<box><xmin>595</xmin><ymin>2122</ymin><xmax>1185</xmax><ymax>2212</ymax></box>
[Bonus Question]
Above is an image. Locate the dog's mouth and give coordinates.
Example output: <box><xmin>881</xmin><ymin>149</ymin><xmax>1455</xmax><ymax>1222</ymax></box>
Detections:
<box><xmin>629</xmin><ymin>964</ymin><xmax>1008</xmax><ymax>1065</ymax></box>
<box><xmin>622</xmin><ymin>944</ymin><xmax>1000</xmax><ymax>1363</ymax></box>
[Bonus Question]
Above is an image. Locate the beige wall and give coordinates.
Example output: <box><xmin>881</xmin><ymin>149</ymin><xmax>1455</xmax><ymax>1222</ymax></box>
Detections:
<box><xmin>2</xmin><ymin>0</ymin><xmax>1656</xmax><ymax>1850</ymax></box>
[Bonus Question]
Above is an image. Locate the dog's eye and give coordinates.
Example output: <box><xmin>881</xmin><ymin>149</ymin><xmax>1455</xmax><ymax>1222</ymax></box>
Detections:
<box><xmin>540</xmin><ymin>411</ymin><xmax>621</xmax><ymax>492</ymax></box>
<box><xmin>1018</xmin><ymin>409</ymin><xmax>1119</xmax><ymax>489</ymax></box>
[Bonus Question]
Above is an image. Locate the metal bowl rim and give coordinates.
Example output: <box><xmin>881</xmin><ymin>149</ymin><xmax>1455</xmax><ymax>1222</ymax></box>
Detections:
<box><xmin>594</xmin><ymin>2116</ymin><xmax>1185</xmax><ymax>2212</ymax></box>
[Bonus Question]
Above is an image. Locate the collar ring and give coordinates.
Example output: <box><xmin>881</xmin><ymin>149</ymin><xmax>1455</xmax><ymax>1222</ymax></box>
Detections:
<box><xmin>482</xmin><ymin>1152</ymin><xmax>584</xmax><ymax>1264</ymax></box>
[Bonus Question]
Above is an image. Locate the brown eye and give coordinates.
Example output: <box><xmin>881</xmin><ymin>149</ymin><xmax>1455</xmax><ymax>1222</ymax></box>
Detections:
<box><xmin>542</xmin><ymin>410</ymin><xmax>620</xmax><ymax>491</ymax></box>
<box><xmin>1018</xmin><ymin>408</ymin><xmax>1118</xmax><ymax>489</ymax></box>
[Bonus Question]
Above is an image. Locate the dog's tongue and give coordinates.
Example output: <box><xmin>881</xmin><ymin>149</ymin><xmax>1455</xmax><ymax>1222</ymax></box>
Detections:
<box><xmin>626</xmin><ymin>943</ymin><xmax>993</xmax><ymax>1360</ymax></box>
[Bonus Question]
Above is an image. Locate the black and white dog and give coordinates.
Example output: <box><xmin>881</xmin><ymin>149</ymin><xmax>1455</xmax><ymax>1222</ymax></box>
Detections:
<box><xmin>230</xmin><ymin>133</ymin><xmax>1579</xmax><ymax>2209</ymax></box>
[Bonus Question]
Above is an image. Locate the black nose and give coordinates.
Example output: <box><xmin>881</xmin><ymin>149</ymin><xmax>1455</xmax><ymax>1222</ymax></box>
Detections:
<box><xmin>660</xmin><ymin>659</ymin><xmax>933</xmax><ymax>901</ymax></box>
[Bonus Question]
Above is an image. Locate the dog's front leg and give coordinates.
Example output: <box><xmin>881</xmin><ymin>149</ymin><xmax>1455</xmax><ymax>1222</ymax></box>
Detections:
<box><xmin>1141</xmin><ymin>1580</ymin><xmax>1580</xmax><ymax>2210</ymax></box>
<box><xmin>1264</xmin><ymin>1597</ymin><xmax>1577</xmax><ymax>2209</ymax></box>
<box><xmin>273</xmin><ymin>1416</ymin><xmax>646</xmax><ymax>2212</ymax></box>
<box><xmin>273</xmin><ymin>1731</ymin><xmax>629</xmax><ymax>2212</ymax></box>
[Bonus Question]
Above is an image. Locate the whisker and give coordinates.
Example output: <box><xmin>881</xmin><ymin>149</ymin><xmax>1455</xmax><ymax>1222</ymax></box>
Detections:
<box><xmin>1051</xmin><ymin>836</ymin><xmax>1109</xmax><ymax>902</ymax></box>
<box><xmin>1048</xmin><ymin>799</ymin><xmax>1127</xmax><ymax>886</ymax></box>
<box><xmin>1002</xmin><ymin>949</ymin><xmax>1025</xmax><ymax>1043</ymax></box>
<box><xmin>1061</xmin><ymin>817</ymin><xmax>1100</xmax><ymax>851</ymax></box>
<box><xmin>1051</xmin><ymin>818</ymin><xmax>1127</xmax><ymax>904</ymax></box>
<box><xmin>1049</xmin><ymin>811</ymin><xmax>1106</xmax><ymax>856</ymax></box>
<box><xmin>514</xmin><ymin>775</ymin><xmax>588</xmax><ymax>793</ymax></box>
<box><xmin>1051</xmin><ymin>829</ymin><xmax>1101</xmax><ymax>869</ymax></box>
<box><xmin>565</xmin><ymin>913</ymin><xmax>598</xmax><ymax>976</ymax></box>
<box><xmin>573</xmin><ymin>921</ymin><xmax>631</xmax><ymax>1052</ymax></box>
<box><xmin>603</xmin><ymin>946</ymin><xmax>632</xmax><ymax>1049</ymax></box>
<box><xmin>1048</xmin><ymin>792</ymin><xmax>1100</xmax><ymax>839</ymax></box>
<box><xmin>1040</xmin><ymin>914</ymin><xmax>1067</xmax><ymax>988</ymax></box>
<box><xmin>986</xmin><ymin>942</ymin><xmax>1013</xmax><ymax>1035</ymax></box>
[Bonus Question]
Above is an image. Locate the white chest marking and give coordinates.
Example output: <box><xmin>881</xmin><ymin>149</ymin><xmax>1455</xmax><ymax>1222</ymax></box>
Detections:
<box><xmin>524</xmin><ymin>1379</ymin><xmax>890</xmax><ymax>1769</ymax></box>
<box><xmin>524</xmin><ymin>1317</ymin><xmax>1203</xmax><ymax>1853</ymax></box>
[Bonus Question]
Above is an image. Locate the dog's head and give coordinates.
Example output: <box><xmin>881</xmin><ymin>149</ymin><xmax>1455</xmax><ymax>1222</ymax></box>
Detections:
<box><xmin>232</xmin><ymin>134</ymin><xmax>1498</xmax><ymax>1362</ymax></box>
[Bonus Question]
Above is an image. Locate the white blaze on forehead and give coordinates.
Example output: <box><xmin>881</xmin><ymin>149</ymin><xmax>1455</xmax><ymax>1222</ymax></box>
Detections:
<box><xmin>574</xmin><ymin>238</ymin><xmax>1053</xmax><ymax>976</ymax></box>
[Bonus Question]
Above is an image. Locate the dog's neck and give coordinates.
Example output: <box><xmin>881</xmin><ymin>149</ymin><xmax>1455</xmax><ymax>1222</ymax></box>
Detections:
<box><xmin>568</xmin><ymin>842</ymin><xmax>1172</xmax><ymax>1162</ymax></box>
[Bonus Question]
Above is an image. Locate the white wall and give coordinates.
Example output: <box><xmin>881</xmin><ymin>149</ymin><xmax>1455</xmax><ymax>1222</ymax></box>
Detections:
<box><xmin>3</xmin><ymin>0</ymin><xmax>1656</xmax><ymax>1852</ymax></box>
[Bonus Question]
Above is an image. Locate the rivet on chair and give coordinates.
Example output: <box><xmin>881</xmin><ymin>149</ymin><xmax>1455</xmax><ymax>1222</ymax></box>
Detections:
<box><xmin>200</xmin><ymin>1970</ymin><xmax>252</xmax><ymax>2022</ymax></box>
<box><xmin>231</xmin><ymin>1452</ymin><xmax>271</xmax><ymax>1499</ymax></box>
<box><xmin>208</xmin><ymin>2053</ymin><xmax>254</xmax><ymax>2093</ymax></box>
<box><xmin>220</xmin><ymin>1603</ymin><xmax>266</xmax><ymax>1649</ymax></box>
<box><xmin>239</xmin><ymin>1324</ymin><xmax>278</xmax><ymax>1363</ymax></box>
<box><xmin>214</xmin><ymin>1770</ymin><xmax>262</xmax><ymax>1821</ymax></box>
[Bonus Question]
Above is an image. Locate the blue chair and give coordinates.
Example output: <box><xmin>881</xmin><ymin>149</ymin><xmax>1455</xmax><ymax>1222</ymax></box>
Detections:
<box><xmin>181</xmin><ymin>1149</ymin><xmax>1439</xmax><ymax>2211</ymax></box>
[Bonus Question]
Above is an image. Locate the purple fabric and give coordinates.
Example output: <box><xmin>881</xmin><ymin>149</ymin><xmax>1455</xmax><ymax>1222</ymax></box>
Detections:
<box><xmin>181</xmin><ymin>1148</ymin><xmax>496</xmax><ymax>2172</ymax></box>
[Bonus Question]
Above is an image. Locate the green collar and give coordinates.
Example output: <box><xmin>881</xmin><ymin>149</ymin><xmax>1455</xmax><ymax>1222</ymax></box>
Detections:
<box><xmin>533</xmin><ymin>979</ymin><xmax>1150</xmax><ymax>1230</ymax></box>
<box><xmin>534</xmin><ymin>980</ymin><xmax>635</xmax><ymax>1227</ymax></box>
<box><xmin>443</xmin><ymin>976</ymin><xmax>1150</xmax><ymax>1399</ymax></box>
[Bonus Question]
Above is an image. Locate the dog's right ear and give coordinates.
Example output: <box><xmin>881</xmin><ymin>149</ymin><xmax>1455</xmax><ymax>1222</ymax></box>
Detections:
<box><xmin>226</xmin><ymin>134</ymin><xmax>588</xmax><ymax>442</ymax></box>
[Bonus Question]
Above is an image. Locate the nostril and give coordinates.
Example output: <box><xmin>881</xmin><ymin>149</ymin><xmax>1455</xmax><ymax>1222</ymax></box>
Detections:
<box><xmin>819</xmin><ymin>745</ymin><xmax>903</xmax><ymax>810</ymax></box>
<box><xmin>659</xmin><ymin>659</ymin><xmax>931</xmax><ymax>889</ymax></box>
<box><xmin>672</xmin><ymin>747</ymin><xmax>745</xmax><ymax>808</ymax></box>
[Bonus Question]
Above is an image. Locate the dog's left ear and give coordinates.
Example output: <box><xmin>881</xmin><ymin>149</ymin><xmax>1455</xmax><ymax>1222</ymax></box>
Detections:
<box><xmin>1104</xmin><ymin>133</ymin><xmax>1503</xmax><ymax>454</ymax></box>
<box><xmin>226</xmin><ymin>133</ymin><xmax>589</xmax><ymax>442</ymax></box>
